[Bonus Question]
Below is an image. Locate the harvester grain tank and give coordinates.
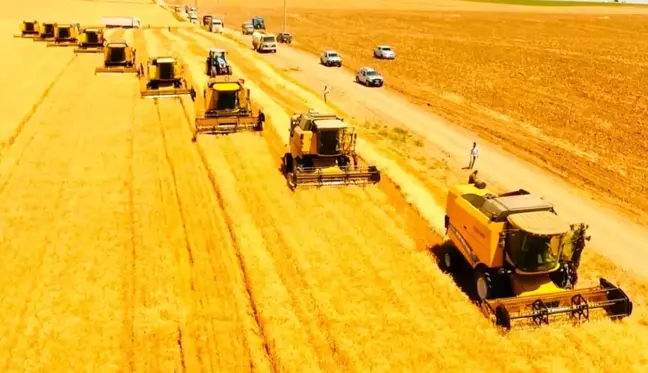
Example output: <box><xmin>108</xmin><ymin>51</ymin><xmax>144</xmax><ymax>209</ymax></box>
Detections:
<box><xmin>191</xmin><ymin>76</ymin><xmax>264</xmax><ymax>140</ymax></box>
<box><xmin>437</xmin><ymin>184</ymin><xmax>633</xmax><ymax>329</ymax></box>
<box><xmin>15</xmin><ymin>20</ymin><xmax>39</xmax><ymax>38</ymax></box>
<box><xmin>95</xmin><ymin>40</ymin><xmax>137</xmax><ymax>74</ymax></box>
<box><xmin>138</xmin><ymin>56</ymin><xmax>194</xmax><ymax>98</ymax></box>
<box><xmin>47</xmin><ymin>23</ymin><xmax>80</xmax><ymax>47</ymax></box>
<box><xmin>74</xmin><ymin>27</ymin><xmax>105</xmax><ymax>53</ymax></box>
<box><xmin>282</xmin><ymin>110</ymin><xmax>381</xmax><ymax>189</ymax></box>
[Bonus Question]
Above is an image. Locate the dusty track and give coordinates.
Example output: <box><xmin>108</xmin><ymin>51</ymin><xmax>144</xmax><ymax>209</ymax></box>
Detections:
<box><xmin>1</xmin><ymin>0</ymin><xmax>648</xmax><ymax>371</ymax></box>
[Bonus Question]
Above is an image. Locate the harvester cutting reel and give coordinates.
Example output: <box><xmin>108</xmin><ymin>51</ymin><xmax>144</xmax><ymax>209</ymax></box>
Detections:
<box><xmin>484</xmin><ymin>278</ymin><xmax>633</xmax><ymax>331</ymax></box>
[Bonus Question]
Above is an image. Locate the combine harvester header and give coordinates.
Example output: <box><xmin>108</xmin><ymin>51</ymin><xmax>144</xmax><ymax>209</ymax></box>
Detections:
<box><xmin>282</xmin><ymin>110</ymin><xmax>381</xmax><ymax>189</ymax></box>
<box><xmin>439</xmin><ymin>184</ymin><xmax>633</xmax><ymax>330</ymax></box>
<box><xmin>101</xmin><ymin>16</ymin><xmax>141</xmax><ymax>29</ymax></box>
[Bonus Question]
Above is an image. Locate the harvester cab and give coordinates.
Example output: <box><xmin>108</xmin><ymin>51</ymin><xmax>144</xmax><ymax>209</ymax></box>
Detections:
<box><xmin>138</xmin><ymin>56</ymin><xmax>194</xmax><ymax>98</ymax></box>
<box><xmin>252</xmin><ymin>16</ymin><xmax>265</xmax><ymax>30</ymax></box>
<box><xmin>206</xmin><ymin>48</ymin><xmax>232</xmax><ymax>77</ymax></box>
<box><xmin>439</xmin><ymin>184</ymin><xmax>633</xmax><ymax>330</ymax></box>
<box><xmin>191</xmin><ymin>76</ymin><xmax>263</xmax><ymax>140</ymax></box>
<box><xmin>282</xmin><ymin>110</ymin><xmax>381</xmax><ymax>189</ymax></box>
<box><xmin>75</xmin><ymin>27</ymin><xmax>105</xmax><ymax>53</ymax></box>
<box><xmin>16</xmin><ymin>20</ymin><xmax>39</xmax><ymax>37</ymax></box>
<box><xmin>95</xmin><ymin>40</ymin><xmax>137</xmax><ymax>74</ymax></box>
<box><xmin>47</xmin><ymin>23</ymin><xmax>80</xmax><ymax>47</ymax></box>
<box><xmin>35</xmin><ymin>22</ymin><xmax>55</xmax><ymax>41</ymax></box>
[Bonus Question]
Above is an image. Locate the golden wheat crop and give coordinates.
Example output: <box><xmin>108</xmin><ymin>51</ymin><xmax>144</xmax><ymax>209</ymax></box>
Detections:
<box><xmin>1</xmin><ymin>0</ymin><xmax>648</xmax><ymax>371</ymax></box>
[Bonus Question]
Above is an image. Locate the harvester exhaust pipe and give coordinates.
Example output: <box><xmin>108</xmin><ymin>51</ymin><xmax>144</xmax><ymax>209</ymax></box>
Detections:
<box><xmin>485</xmin><ymin>278</ymin><xmax>633</xmax><ymax>330</ymax></box>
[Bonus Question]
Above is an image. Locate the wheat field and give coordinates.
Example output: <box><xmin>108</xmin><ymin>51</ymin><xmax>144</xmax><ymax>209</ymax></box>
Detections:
<box><xmin>212</xmin><ymin>2</ymin><xmax>648</xmax><ymax>226</ymax></box>
<box><xmin>1</xmin><ymin>0</ymin><xmax>648</xmax><ymax>371</ymax></box>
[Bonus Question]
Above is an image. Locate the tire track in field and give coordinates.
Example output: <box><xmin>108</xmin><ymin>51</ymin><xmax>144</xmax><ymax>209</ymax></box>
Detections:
<box><xmin>140</xmin><ymin>29</ymin><xmax>274</xmax><ymax>372</ymax></box>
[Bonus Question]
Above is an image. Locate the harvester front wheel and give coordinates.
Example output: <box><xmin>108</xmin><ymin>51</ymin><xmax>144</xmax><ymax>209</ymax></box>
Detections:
<box><xmin>474</xmin><ymin>266</ymin><xmax>494</xmax><ymax>301</ymax></box>
<box><xmin>550</xmin><ymin>262</ymin><xmax>578</xmax><ymax>289</ymax></box>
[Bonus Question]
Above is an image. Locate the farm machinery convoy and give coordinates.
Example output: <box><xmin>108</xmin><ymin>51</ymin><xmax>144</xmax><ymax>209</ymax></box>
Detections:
<box><xmin>12</xmin><ymin>15</ymin><xmax>635</xmax><ymax>332</ymax></box>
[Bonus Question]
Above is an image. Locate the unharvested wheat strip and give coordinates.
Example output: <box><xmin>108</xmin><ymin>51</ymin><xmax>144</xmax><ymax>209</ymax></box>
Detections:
<box><xmin>147</xmin><ymin>30</ymin><xmax>276</xmax><ymax>372</ymax></box>
<box><xmin>0</xmin><ymin>43</ymin><xmax>73</xmax><ymax>152</ymax></box>
<box><xmin>211</xmin><ymin>134</ymin><xmax>377</xmax><ymax>370</ymax></box>
<box><xmin>0</xmin><ymin>57</ymin><xmax>132</xmax><ymax>371</ymax></box>
<box><xmin>213</xmin><ymin>135</ymin><xmax>354</xmax><ymax>371</ymax></box>
<box><xmin>152</xmin><ymin>96</ymin><xmax>273</xmax><ymax>372</ymax></box>
<box><xmin>130</xmin><ymin>97</ymin><xmax>193</xmax><ymax>372</ymax></box>
<box><xmin>189</xmin><ymin>137</ymin><xmax>321</xmax><ymax>371</ymax></box>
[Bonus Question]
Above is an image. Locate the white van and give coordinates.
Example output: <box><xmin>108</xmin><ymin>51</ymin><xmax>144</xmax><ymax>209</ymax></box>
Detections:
<box><xmin>252</xmin><ymin>32</ymin><xmax>277</xmax><ymax>53</ymax></box>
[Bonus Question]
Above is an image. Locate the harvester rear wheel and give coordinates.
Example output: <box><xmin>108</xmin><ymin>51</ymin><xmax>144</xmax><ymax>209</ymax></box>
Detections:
<box><xmin>435</xmin><ymin>241</ymin><xmax>459</xmax><ymax>274</ymax></box>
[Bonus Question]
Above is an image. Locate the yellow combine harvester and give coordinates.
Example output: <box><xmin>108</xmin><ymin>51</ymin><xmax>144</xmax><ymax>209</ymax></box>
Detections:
<box><xmin>47</xmin><ymin>23</ymin><xmax>80</xmax><ymax>47</ymax></box>
<box><xmin>74</xmin><ymin>27</ymin><xmax>105</xmax><ymax>53</ymax></box>
<box><xmin>282</xmin><ymin>110</ymin><xmax>381</xmax><ymax>189</ymax></box>
<box><xmin>95</xmin><ymin>40</ymin><xmax>137</xmax><ymax>74</ymax></box>
<box><xmin>15</xmin><ymin>20</ymin><xmax>39</xmax><ymax>38</ymax></box>
<box><xmin>438</xmin><ymin>183</ymin><xmax>633</xmax><ymax>330</ymax></box>
<box><xmin>191</xmin><ymin>76</ymin><xmax>264</xmax><ymax>141</ymax></box>
<box><xmin>34</xmin><ymin>22</ymin><xmax>55</xmax><ymax>42</ymax></box>
<box><xmin>137</xmin><ymin>56</ymin><xmax>193</xmax><ymax>98</ymax></box>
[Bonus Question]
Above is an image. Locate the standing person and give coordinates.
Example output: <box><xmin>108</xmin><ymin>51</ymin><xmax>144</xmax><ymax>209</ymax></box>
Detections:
<box><xmin>323</xmin><ymin>85</ymin><xmax>330</xmax><ymax>103</ymax></box>
<box><xmin>469</xmin><ymin>142</ymin><xmax>479</xmax><ymax>169</ymax></box>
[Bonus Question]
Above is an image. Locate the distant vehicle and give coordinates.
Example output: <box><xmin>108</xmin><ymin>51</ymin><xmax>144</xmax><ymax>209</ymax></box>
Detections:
<box><xmin>101</xmin><ymin>16</ymin><xmax>141</xmax><ymax>29</ymax></box>
<box><xmin>355</xmin><ymin>67</ymin><xmax>383</xmax><ymax>87</ymax></box>
<box><xmin>320</xmin><ymin>50</ymin><xmax>342</xmax><ymax>67</ymax></box>
<box><xmin>277</xmin><ymin>32</ymin><xmax>292</xmax><ymax>44</ymax></box>
<box><xmin>252</xmin><ymin>32</ymin><xmax>276</xmax><ymax>53</ymax></box>
<box><xmin>241</xmin><ymin>22</ymin><xmax>254</xmax><ymax>35</ymax></box>
<box><xmin>205</xmin><ymin>48</ymin><xmax>232</xmax><ymax>77</ymax></box>
<box><xmin>252</xmin><ymin>16</ymin><xmax>265</xmax><ymax>30</ymax></box>
<box><xmin>211</xmin><ymin>18</ymin><xmax>224</xmax><ymax>33</ymax></box>
<box><xmin>373</xmin><ymin>45</ymin><xmax>395</xmax><ymax>59</ymax></box>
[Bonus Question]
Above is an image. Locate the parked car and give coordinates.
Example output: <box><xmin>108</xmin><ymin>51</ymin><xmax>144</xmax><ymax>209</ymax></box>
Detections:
<box><xmin>277</xmin><ymin>32</ymin><xmax>292</xmax><ymax>44</ymax></box>
<box><xmin>355</xmin><ymin>67</ymin><xmax>383</xmax><ymax>87</ymax></box>
<box><xmin>320</xmin><ymin>50</ymin><xmax>342</xmax><ymax>67</ymax></box>
<box><xmin>373</xmin><ymin>45</ymin><xmax>395</xmax><ymax>59</ymax></box>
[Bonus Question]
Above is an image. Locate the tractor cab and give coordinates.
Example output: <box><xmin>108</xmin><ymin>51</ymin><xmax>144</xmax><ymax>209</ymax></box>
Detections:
<box><xmin>206</xmin><ymin>48</ymin><xmax>231</xmax><ymax>76</ymax></box>
<box><xmin>252</xmin><ymin>16</ymin><xmax>265</xmax><ymax>30</ymax></box>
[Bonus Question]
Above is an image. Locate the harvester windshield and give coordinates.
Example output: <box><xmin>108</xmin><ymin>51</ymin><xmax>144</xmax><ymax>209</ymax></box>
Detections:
<box><xmin>318</xmin><ymin>130</ymin><xmax>340</xmax><ymax>155</ymax></box>
<box><xmin>214</xmin><ymin>91</ymin><xmax>239</xmax><ymax>110</ymax></box>
<box><xmin>506</xmin><ymin>211</ymin><xmax>569</xmax><ymax>273</ymax></box>
<box><xmin>59</xmin><ymin>27</ymin><xmax>70</xmax><ymax>38</ymax></box>
<box><xmin>110</xmin><ymin>47</ymin><xmax>125</xmax><ymax>62</ymax></box>
<box><xmin>506</xmin><ymin>231</ymin><xmax>562</xmax><ymax>273</ymax></box>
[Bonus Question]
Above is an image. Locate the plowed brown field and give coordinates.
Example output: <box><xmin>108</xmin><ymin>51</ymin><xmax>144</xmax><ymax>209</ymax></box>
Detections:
<box><xmin>2</xmin><ymin>0</ymin><xmax>648</xmax><ymax>371</ymax></box>
<box><xmin>214</xmin><ymin>2</ymin><xmax>648</xmax><ymax>225</ymax></box>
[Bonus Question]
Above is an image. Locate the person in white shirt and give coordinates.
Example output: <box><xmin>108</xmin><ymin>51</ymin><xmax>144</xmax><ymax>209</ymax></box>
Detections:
<box><xmin>469</xmin><ymin>142</ymin><xmax>479</xmax><ymax>169</ymax></box>
<box><xmin>323</xmin><ymin>85</ymin><xmax>330</xmax><ymax>103</ymax></box>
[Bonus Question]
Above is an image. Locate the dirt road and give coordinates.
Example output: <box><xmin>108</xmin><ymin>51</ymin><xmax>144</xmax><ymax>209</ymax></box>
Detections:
<box><xmin>213</xmin><ymin>27</ymin><xmax>648</xmax><ymax>279</ymax></box>
<box><xmin>1</xmin><ymin>0</ymin><xmax>647</xmax><ymax>371</ymax></box>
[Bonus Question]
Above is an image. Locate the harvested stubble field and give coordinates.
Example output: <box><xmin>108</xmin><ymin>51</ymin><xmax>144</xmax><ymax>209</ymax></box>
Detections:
<box><xmin>217</xmin><ymin>2</ymin><xmax>648</xmax><ymax>225</ymax></box>
<box><xmin>1</xmin><ymin>0</ymin><xmax>648</xmax><ymax>371</ymax></box>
